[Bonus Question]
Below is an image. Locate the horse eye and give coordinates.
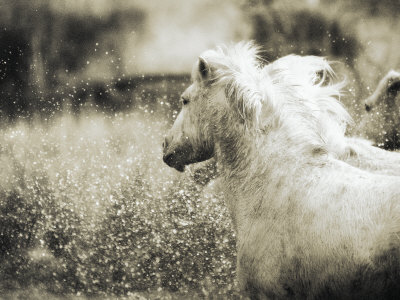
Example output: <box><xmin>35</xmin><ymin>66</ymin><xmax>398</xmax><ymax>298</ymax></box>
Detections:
<box><xmin>182</xmin><ymin>98</ymin><xmax>189</xmax><ymax>105</ymax></box>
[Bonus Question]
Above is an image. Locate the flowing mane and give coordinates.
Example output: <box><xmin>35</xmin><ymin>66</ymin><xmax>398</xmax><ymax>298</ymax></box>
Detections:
<box><xmin>199</xmin><ymin>42</ymin><xmax>353</xmax><ymax>157</ymax></box>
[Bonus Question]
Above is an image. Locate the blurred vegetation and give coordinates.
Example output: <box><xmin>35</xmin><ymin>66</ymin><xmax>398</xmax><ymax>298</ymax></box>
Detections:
<box><xmin>246</xmin><ymin>1</ymin><xmax>359</xmax><ymax>63</ymax></box>
<box><xmin>0</xmin><ymin>0</ymin><xmax>147</xmax><ymax>121</ymax></box>
<box><xmin>0</xmin><ymin>110</ymin><xmax>238</xmax><ymax>298</ymax></box>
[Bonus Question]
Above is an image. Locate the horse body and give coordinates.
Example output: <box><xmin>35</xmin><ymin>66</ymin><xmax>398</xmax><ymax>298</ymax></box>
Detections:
<box><xmin>163</xmin><ymin>42</ymin><xmax>400</xmax><ymax>298</ymax></box>
<box><xmin>214</xmin><ymin>103</ymin><xmax>400</xmax><ymax>298</ymax></box>
<box><xmin>221</xmin><ymin>140</ymin><xmax>400</xmax><ymax>298</ymax></box>
<box><xmin>343</xmin><ymin>137</ymin><xmax>400</xmax><ymax>175</ymax></box>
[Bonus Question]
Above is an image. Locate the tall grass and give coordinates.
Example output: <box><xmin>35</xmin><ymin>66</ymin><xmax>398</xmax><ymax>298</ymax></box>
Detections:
<box><xmin>0</xmin><ymin>110</ymin><xmax>238</xmax><ymax>298</ymax></box>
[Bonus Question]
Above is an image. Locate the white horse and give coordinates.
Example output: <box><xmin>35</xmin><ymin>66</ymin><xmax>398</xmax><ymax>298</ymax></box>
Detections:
<box><xmin>163</xmin><ymin>42</ymin><xmax>400</xmax><ymax>299</ymax></box>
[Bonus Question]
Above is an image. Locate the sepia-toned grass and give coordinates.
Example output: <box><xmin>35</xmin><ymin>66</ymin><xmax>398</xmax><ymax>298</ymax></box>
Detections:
<box><xmin>0</xmin><ymin>109</ymin><xmax>239</xmax><ymax>299</ymax></box>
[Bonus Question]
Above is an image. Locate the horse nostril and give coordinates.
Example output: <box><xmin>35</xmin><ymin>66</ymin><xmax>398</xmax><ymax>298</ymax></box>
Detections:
<box><xmin>162</xmin><ymin>139</ymin><xmax>168</xmax><ymax>151</ymax></box>
<box><xmin>365</xmin><ymin>103</ymin><xmax>371</xmax><ymax>112</ymax></box>
<box><xmin>163</xmin><ymin>137</ymin><xmax>170</xmax><ymax>150</ymax></box>
<box><xmin>163</xmin><ymin>152</ymin><xmax>173</xmax><ymax>165</ymax></box>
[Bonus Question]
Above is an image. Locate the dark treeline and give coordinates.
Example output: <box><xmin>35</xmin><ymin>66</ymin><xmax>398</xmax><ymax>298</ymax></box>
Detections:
<box><xmin>247</xmin><ymin>3</ymin><xmax>359</xmax><ymax>63</ymax></box>
<box><xmin>246</xmin><ymin>0</ymin><xmax>398</xmax><ymax>63</ymax></box>
<box><xmin>0</xmin><ymin>0</ymin><xmax>358</xmax><ymax>123</ymax></box>
<box><xmin>0</xmin><ymin>0</ymin><xmax>150</xmax><ymax>122</ymax></box>
<box><xmin>1</xmin><ymin>0</ymin><xmax>399</xmax><ymax>122</ymax></box>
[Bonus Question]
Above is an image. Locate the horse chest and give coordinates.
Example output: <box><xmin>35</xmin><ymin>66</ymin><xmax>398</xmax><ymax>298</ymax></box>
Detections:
<box><xmin>233</xmin><ymin>201</ymin><xmax>356</xmax><ymax>298</ymax></box>
<box><xmin>235</xmin><ymin>212</ymin><xmax>305</xmax><ymax>294</ymax></box>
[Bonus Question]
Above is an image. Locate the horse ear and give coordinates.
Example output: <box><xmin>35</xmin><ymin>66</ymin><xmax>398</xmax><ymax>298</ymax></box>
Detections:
<box><xmin>198</xmin><ymin>57</ymin><xmax>210</xmax><ymax>81</ymax></box>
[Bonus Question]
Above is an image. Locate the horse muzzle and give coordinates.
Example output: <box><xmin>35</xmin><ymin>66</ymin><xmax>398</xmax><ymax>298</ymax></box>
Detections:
<box><xmin>163</xmin><ymin>150</ymin><xmax>185</xmax><ymax>172</ymax></box>
<box><xmin>162</xmin><ymin>137</ymin><xmax>214</xmax><ymax>172</ymax></box>
<box><xmin>162</xmin><ymin>137</ymin><xmax>187</xmax><ymax>172</ymax></box>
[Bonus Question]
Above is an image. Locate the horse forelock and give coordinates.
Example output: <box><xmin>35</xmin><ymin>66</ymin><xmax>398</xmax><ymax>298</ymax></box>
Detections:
<box><xmin>197</xmin><ymin>42</ymin><xmax>267</xmax><ymax>127</ymax></box>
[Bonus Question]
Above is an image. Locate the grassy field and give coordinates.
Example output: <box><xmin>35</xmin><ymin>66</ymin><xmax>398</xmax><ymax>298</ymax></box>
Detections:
<box><xmin>0</xmin><ymin>80</ymin><xmax>242</xmax><ymax>299</ymax></box>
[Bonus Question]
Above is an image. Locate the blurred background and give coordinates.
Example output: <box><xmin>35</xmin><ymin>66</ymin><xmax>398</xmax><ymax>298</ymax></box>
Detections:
<box><xmin>0</xmin><ymin>0</ymin><xmax>399</xmax><ymax>122</ymax></box>
<box><xmin>0</xmin><ymin>0</ymin><xmax>399</xmax><ymax>298</ymax></box>
<box><xmin>1</xmin><ymin>0</ymin><xmax>399</xmax><ymax>121</ymax></box>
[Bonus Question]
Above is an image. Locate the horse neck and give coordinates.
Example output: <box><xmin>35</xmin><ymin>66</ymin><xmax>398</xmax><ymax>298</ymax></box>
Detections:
<box><xmin>213</xmin><ymin>120</ymin><xmax>315</xmax><ymax>230</ymax></box>
<box><xmin>214</xmin><ymin>121</ymin><xmax>297</xmax><ymax>180</ymax></box>
<box><xmin>213</xmin><ymin>110</ymin><xmax>329</xmax><ymax>188</ymax></box>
